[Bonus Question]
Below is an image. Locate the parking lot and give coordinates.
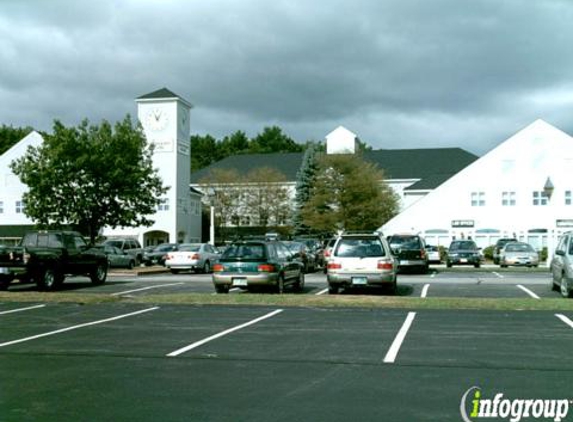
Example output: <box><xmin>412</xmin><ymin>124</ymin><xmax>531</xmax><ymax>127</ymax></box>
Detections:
<box><xmin>2</xmin><ymin>269</ymin><xmax>573</xmax><ymax>421</ymax></box>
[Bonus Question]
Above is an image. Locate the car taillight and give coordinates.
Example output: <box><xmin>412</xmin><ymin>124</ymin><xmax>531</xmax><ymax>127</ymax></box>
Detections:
<box><xmin>327</xmin><ymin>262</ymin><xmax>342</xmax><ymax>270</ymax></box>
<box><xmin>191</xmin><ymin>253</ymin><xmax>200</xmax><ymax>260</ymax></box>
<box><xmin>258</xmin><ymin>264</ymin><xmax>276</xmax><ymax>272</ymax></box>
<box><xmin>167</xmin><ymin>254</ymin><xmax>174</xmax><ymax>260</ymax></box>
<box><xmin>420</xmin><ymin>250</ymin><xmax>427</xmax><ymax>259</ymax></box>
<box><xmin>378</xmin><ymin>260</ymin><xmax>394</xmax><ymax>270</ymax></box>
<box><xmin>324</xmin><ymin>250</ymin><xmax>331</xmax><ymax>258</ymax></box>
<box><xmin>213</xmin><ymin>263</ymin><xmax>225</xmax><ymax>272</ymax></box>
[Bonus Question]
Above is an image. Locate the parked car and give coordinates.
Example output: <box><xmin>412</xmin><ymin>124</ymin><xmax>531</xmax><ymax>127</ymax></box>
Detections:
<box><xmin>294</xmin><ymin>238</ymin><xmax>325</xmax><ymax>269</ymax></box>
<box><xmin>212</xmin><ymin>240</ymin><xmax>304</xmax><ymax>294</ymax></box>
<box><xmin>492</xmin><ymin>238</ymin><xmax>518</xmax><ymax>264</ymax></box>
<box><xmin>102</xmin><ymin>238</ymin><xmax>144</xmax><ymax>266</ymax></box>
<box><xmin>165</xmin><ymin>243</ymin><xmax>220</xmax><ymax>274</ymax></box>
<box><xmin>97</xmin><ymin>245</ymin><xmax>137</xmax><ymax>269</ymax></box>
<box><xmin>426</xmin><ymin>245</ymin><xmax>441</xmax><ymax>264</ymax></box>
<box><xmin>284</xmin><ymin>240</ymin><xmax>316</xmax><ymax>273</ymax></box>
<box><xmin>550</xmin><ymin>231</ymin><xmax>573</xmax><ymax>298</ymax></box>
<box><xmin>327</xmin><ymin>233</ymin><xmax>397</xmax><ymax>294</ymax></box>
<box><xmin>143</xmin><ymin>243</ymin><xmax>178</xmax><ymax>266</ymax></box>
<box><xmin>499</xmin><ymin>242</ymin><xmax>539</xmax><ymax>268</ymax></box>
<box><xmin>387</xmin><ymin>234</ymin><xmax>429</xmax><ymax>273</ymax></box>
<box><xmin>322</xmin><ymin>237</ymin><xmax>338</xmax><ymax>273</ymax></box>
<box><xmin>446</xmin><ymin>240</ymin><xmax>481</xmax><ymax>268</ymax></box>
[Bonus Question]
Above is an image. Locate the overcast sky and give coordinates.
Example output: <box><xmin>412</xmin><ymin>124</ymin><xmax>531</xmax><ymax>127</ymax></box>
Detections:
<box><xmin>2</xmin><ymin>0</ymin><xmax>573</xmax><ymax>155</ymax></box>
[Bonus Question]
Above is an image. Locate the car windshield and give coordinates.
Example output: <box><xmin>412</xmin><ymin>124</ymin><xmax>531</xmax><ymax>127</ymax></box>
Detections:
<box><xmin>450</xmin><ymin>241</ymin><xmax>477</xmax><ymax>251</ymax></box>
<box><xmin>505</xmin><ymin>243</ymin><xmax>534</xmax><ymax>253</ymax></box>
<box><xmin>388</xmin><ymin>236</ymin><xmax>421</xmax><ymax>249</ymax></box>
<box><xmin>178</xmin><ymin>244</ymin><xmax>200</xmax><ymax>252</ymax></box>
<box><xmin>222</xmin><ymin>243</ymin><xmax>266</xmax><ymax>260</ymax></box>
<box><xmin>155</xmin><ymin>244</ymin><xmax>175</xmax><ymax>252</ymax></box>
<box><xmin>104</xmin><ymin>240</ymin><xmax>123</xmax><ymax>248</ymax></box>
<box><xmin>335</xmin><ymin>237</ymin><xmax>385</xmax><ymax>257</ymax></box>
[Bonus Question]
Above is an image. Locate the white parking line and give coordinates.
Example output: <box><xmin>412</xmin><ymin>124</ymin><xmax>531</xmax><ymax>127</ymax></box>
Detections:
<box><xmin>516</xmin><ymin>284</ymin><xmax>540</xmax><ymax>299</ymax></box>
<box><xmin>0</xmin><ymin>304</ymin><xmax>46</xmax><ymax>315</ymax></box>
<box><xmin>384</xmin><ymin>312</ymin><xmax>416</xmax><ymax>364</ymax></box>
<box><xmin>111</xmin><ymin>283</ymin><xmax>184</xmax><ymax>296</ymax></box>
<box><xmin>492</xmin><ymin>272</ymin><xmax>504</xmax><ymax>278</ymax></box>
<box><xmin>0</xmin><ymin>307</ymin><xmax>159</xmax><ymax>349</ymax></box>
<box><xmin>167</xmin><ymin>309</ymin><xmax>284</xmax><ymax>357</ymax></box>
<box><xmin>555</xmin><ymin>314</ymin><xmax>573</xmax><ymax>329</ymax></box>
<box><xmin>421</xmin><ymin>284</ymin><xmax>430</xmax><ymax>298</ymax></box>
<box><xmin>315</xmin><ymin>288</ymin><xmax>328</xmax><ymax>296</ymax></box>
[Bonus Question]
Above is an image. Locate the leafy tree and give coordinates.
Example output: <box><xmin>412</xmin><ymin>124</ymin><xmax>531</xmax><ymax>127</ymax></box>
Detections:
<box><xmin>198</xmin><ymin>168</ymin><xmax>243</xmax><ymax>241</ymax></box>
<box><xmin>301</xmin><ymin>153</ymin><xmax>399</xmax><ymax>232</ymax></box>
<box><xmin>10</xmin><ymin>116</ymin><xmax>167</xmax><ymax>243</ymax></box>
<box><xmin>190</xmin><ymin>134</ymin><xmax>221</xmax><ymax>172</ymax></box>
<box><xmin>293</xmin><ymin>142</ymin><xmax>320</xmax><ymax>235</ymax></box>
<box><xmin>243</xmin><ymin>167</ymin><xmax>291</xmax><ymax>229</ymax></box>
<box><xmin>250</xmin><ymin>126</ymin><xmax>303</xmax><ymax>154</ymax></box>
<box><xmin>219</xmin><ymin>130</ymin><xmax>250</xmax><ymax>156</ymax></box>
<box><xmin>0</xmin><ymin>124</ymin><xmax>34</xmax><ymax>155</ymax></box>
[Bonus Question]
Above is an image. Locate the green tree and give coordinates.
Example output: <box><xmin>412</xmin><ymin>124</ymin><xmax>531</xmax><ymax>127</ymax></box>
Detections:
<box><xmin>0</xmin><ymin>124</ymin><xmax>34</xmax><ymax>155</ymax></box>
<box><xmin>190</xmin><ymin>134</ymin><xmax>220</xmax><ymax>172</ymax></box>
<box><xmin>250</xmin><ymin>126</ymin><xmax>303</xmax><ymax>153</ymax></box>
<box><xmin>302</xmin><ymin>153</ymin><xmax>399</xmax><ymax>232</ymax></box>
<box><xmin>10</xmin><ymin>116</ymin><xmax>167</xmax><ymax>243</ymax></box>
<box><xmin>293</xmin><ymin>142</ymin><xmax>320</xmax><ymax>235</ymax></box>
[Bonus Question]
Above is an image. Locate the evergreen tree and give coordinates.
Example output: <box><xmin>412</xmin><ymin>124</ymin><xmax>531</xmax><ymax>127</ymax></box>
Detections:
<box><xmin>293</xmin><ymin>142</ymin><xmax>319</xmax><ymax>235</ymax></box>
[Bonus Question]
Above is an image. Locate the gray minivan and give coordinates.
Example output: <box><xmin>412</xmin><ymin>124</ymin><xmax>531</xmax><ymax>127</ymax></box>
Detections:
<box><xmin>550</xmin><ymin>231</ymin><xmax>573</xmax><ymax>298</ymax></box>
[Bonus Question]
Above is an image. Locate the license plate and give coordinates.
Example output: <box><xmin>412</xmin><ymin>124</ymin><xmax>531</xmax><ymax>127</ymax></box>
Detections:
<box><xmin>0</xmin><ymin>267</ymin><xmax>11</xmax><ymax>274</ymax></box>
<box><xmin>232</xmin><ymin>278</ymin><xmax>247</xmax><ymax>286</ymax></box>
<box><xmin>400</xmin><ymin>260</ymin><xmax>410</xmax><ymax>265</ymax></box>
<box><xmin>460</xmin><ymin>259</ymin><xmax>467</xmax><ymax>263</ymax></box>
<box><xmin>352</xmin><ymin>277</ymin><xmax>367</xmax><ymax>285</ymax></box>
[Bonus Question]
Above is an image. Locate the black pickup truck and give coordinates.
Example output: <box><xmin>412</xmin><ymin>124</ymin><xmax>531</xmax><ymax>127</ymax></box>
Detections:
<box><xmin>0</xmin><ymin>230</ymin><xmax>108</xmax><ymax>291</ymax></box>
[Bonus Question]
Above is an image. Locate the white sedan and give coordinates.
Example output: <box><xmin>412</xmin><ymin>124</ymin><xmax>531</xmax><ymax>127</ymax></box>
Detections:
<box><xmin>165</xmin><ymin>243</ymin><xmax>220</xmax><ymax>274</ymax></box>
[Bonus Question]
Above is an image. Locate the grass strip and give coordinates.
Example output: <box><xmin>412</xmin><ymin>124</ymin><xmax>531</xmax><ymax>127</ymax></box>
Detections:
<box><xmin>2</xmin><ymin>291</ymin><xmax>573</xmax><ymax>312</ymax></box>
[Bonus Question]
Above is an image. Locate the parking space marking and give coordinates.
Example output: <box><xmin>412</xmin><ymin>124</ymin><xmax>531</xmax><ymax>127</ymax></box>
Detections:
<box><xmin>315</xmin><ymin>288</ymin><xmax>328</xmax><ymax>296</ymax></box>
<box><xmin>555</xmin><ymin>314</ymin><xmax>573</xmax><ymax>329</ymax></box>
<box><xmin>0</xmin><ymin>304</ymin><xmax>46</xmax><ymax>315</ymax></box>
<box><xmin>0</xmin><ymin>307</ymin><xmax>159</xmax><ymax>349</ymax></box>
<box><xmin>167</xmin><ymin>309</ymin><xmax>284</xmax><ymax>357</ymax></box>
<box><xmin>383</xmin><ymin>312</ymin><xmax>416</xmax><ymax>363</ymax></box>
<box><xmin>111</xmin><ymin>283</ymin><xmax>184</xmax><ymax>296</ymax></box>
<box><xmin>492</xmin><ymin>272</ymin><xmax>504</xmax><ymax>278</ymax></box>
<box><xmin>516</xmin><ymin>284</ymin><xmax>540</xmax><ymax>299</ymax></box>
<box><xmin>421</xmin><ymin>284</ymin><xmax>430</xmax><ymax>298</ymax></box>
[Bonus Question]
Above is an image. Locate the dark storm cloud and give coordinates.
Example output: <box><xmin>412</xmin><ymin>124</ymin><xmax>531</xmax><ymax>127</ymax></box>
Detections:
<box><xmin>1</xmin><ymin>0</ymin><xmax>573</xmax><ymax>154</ymax></box>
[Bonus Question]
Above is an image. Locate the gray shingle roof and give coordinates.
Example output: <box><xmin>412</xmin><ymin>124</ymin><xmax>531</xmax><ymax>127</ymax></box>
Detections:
<box><xmin>190</xmin><ymin>147</ymin><xmax>478</xmax><ymax>190</ymax></box>
<box><xmin>137</xmin><ymin>88</ymin><xmax>193</xmax><ymax>107</ymax></box>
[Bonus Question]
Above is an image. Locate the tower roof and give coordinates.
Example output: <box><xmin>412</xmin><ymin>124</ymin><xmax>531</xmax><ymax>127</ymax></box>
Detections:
<box><xmin>136</xmin><ymin>87</ymin><xmax>192</xmax><ymax>108</ymax></box>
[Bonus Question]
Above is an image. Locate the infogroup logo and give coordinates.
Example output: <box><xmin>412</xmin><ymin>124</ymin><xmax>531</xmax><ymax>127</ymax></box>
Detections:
<box><xmin>460</xmin><ymin>386</ymin><xmax>571</xmax><ymax>422</ymax></box>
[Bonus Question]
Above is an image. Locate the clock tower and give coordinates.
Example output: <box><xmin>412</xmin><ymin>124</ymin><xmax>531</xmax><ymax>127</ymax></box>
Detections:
<box><xmin>135</xmin><ymin>88</ymin><xmax>200</xmax><ymax>245</ymax></box>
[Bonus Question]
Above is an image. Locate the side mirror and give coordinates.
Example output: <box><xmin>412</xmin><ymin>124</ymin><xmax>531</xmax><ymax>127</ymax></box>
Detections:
<box><xmin>556</xmin><ymin>250</ymin><xmax>565</xmax><ymax>256</ymax></box>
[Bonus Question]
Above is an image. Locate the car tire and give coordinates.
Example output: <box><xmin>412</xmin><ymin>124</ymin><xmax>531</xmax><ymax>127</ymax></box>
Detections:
<box><xmin>37</xmin><ymin>267</ymin><xmax>62</xmax><ymax>291</ymax></box>
<box><xmin>0</xmin><ymin>280</ymin><xmax>9</xmax><ymax>291</ymax></box>
<box><xmin>294</xmin><ymin>272</ymin><xmax>305</xmax><ymax>292</ymax></box>
<box><xmin>203</xmin><ymin>261</ymin><xmax>211</xmax><ymax>274</ymax></box>
<box><xmin>551</xmin><ymin>275</ymin><xmax>560</xmax><ymax>292</ymax></box>
<box><xmin>387</xmin><ymin>279</ymin><xmax>397</xmax><ymax>295</ymax></box>
<box><xmin>276</xmin><ymin>276</ymin><xmax>285</xmax><ymax>294</ymax></box>
<box><xmin>446</xmin><ymin>262</ymin><xmax>452</xmax><ymax>268</ymax></box>
<box><xmin>474</xmin><ymin>263</ymin><xmax>480</xmax><ymax>268</ymax></box>
<box><xmin>170</xmin><ymin>269</ymin><xmax>180</xmax><ymax>274</ymax></box>
<box><xmin>328</xmin><ymin>284</ymin><xmax>339</xmax><ymax>294</ymax></box>
<box><xmin>90</xmin><ymin>262</ymin><xmax>107</xmax><ymax>285</ymax></box>
<box><xmin>128</xmin><ymin>260</ymin><xmax>135</xmax><ymax>270</ymax></box>
<box><xmin>215</xmin><ymin>285</ymin><xmax>229</xmax><ymax>294</ymax></box>
<box><xmin>561</xmin><ymin>276</ymin><xmax>572</xmax><ymax>298</ymax></box>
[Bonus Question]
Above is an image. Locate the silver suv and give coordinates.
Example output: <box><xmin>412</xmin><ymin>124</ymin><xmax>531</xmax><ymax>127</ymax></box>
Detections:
<box><xmin>103</xmin><ymin>238</ymin><xmax>144</xmax><ymax>266</ymax></box>
<box><xmin>550</xmin><ymin>232</ymin><xmax>573</xmax><ymax>298</ymax></box>
<box><xmin>326</xmin><ymin>233</ymin><xmax>397</xmax><ymax>294</ymax></box>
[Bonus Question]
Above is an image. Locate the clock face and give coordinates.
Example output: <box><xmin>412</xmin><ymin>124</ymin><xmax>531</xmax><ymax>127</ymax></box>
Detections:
<box><xmin>145</xmin><ymin>108</ymin><xmax>168</xmax><ymax>131</ymax></box>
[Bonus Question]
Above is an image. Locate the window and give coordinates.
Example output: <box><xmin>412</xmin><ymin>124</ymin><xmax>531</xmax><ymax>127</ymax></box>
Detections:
<box><xmin>158</xmin><ymin>198</ymin><xmax>169</xmax><ymax>211</ymax></box>
<box><xmin>15</xmin><ymin>200</ymin><xmax>25</xmax><ymax>214</ymax></box>
<box><xmin>501</xmin><ymin>192</ymin><xmax>516</xmax><ymax>206</ymax></box>
<box><xmin>471</xmin><ymin>192</ymin><xmax>485</xmax><ymax>207</ymax></box>
<box><xmin>566</xmin><ymin>190</ymin><xmax>572</xmax><ymax>206</ymax></box>
<box><xmin>532</xmin><ymin>191</ymin><xmax>548</xmax><ymax>206</ymax></box>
